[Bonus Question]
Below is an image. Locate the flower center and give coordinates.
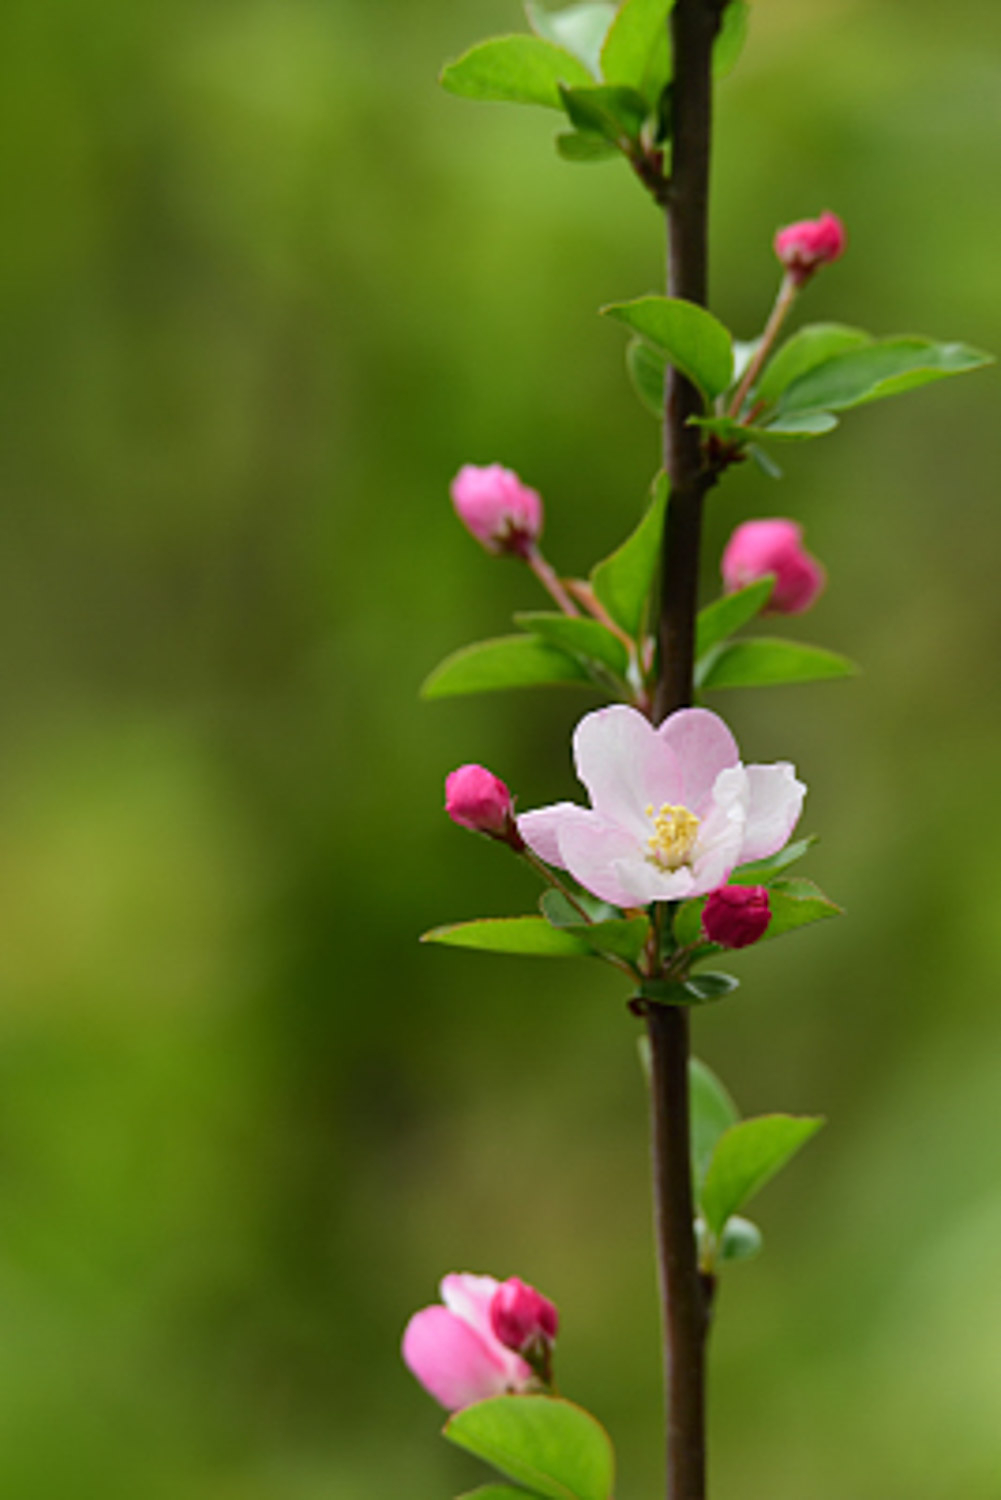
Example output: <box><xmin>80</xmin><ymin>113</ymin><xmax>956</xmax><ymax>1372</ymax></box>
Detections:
<box><xmin>645</xmin><ymin>802</ymin><xmax>700</xmax><ymax>872</ymax></box>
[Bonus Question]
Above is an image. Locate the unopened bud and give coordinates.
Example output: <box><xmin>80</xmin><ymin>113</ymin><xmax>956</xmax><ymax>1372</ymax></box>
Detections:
<box><xmin>702</xmin><ymin>885</ymin><xmax>772</xmax><ymax>950</ymax></box>
<box><xmin>773</xmin><ymin>211</ymin><xmax>846</xmax><ymax>285</ymax></box>
<box><xmin>489</xmin><ymin>1277</ymin><xmax>559</xmax><ymax>1356</ymax></box>
<box><xmin>451</xmin><ymin>464</ymin><xmax>543</xmax><ymax>557</ymax></box>
<box><xmin>721</xmin><ymin>518</ymin><xmax>825</xmax><ymax>615</ymax></box>
<box><xmin>445</xmin><ymin>764</ymin><xmax>523</xmax><ymax>848</ymax></box>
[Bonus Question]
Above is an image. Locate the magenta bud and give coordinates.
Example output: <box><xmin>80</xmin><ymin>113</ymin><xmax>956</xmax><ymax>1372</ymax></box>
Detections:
<box><xmin>445</xmin><ymin>764</ymin><xmax>523</xmax><ymax>848</ymax></box>
<box><xmin>451</xmin><ymin>464</ymin><xmax>543</xmax><ymax>557</ymax></box>
<box><xmin>773</xmin><ymin>211</ymin><xmax>846</xmax><ymax>285</ymax></box>
<box><xmin>721</xmin><ymin>518</ymin><xmax>825</xmax><ymax>615</ymax></box>
<box><xmin>702</xmin><ymin>885</ymin><xmax>772</xmax><ymax>950</ymax></box>
<box><xmin>489</xmin><ymin>1277</ymin><xmax>559</xmax><ymax>1356</ymax></box>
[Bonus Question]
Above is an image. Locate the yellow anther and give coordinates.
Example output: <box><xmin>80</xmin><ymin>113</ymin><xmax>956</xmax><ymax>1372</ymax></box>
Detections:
<box><xmin>645</xmin><ymin>802</ymin><xmax>700</xmax><ymax>872</ymax></box>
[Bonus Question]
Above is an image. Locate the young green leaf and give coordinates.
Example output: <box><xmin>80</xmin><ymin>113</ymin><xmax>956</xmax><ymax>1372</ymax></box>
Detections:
<box><xmin>441</xmin><ymin>35</ymin><xmax>595</xmax><ymax>109</ymax></box>
<box><xmin>691</xmin><ymin>411</ymin><xmax>840</xmax><ymax>444</ymax></box>
<box><xmin>515</xmin><ymin>613</ymin><xmax>630</xmax><ymax>678</ymax></box>
<box><xmin>445</xmin><ymin>1395</ymin><xmax>616</xmax><ymax>1500</ymax></box>
<box><xmin>625</xmin><ymin>337</ymin><xmax>666</xmax><ymax>415</ymax></box>
<box><xmin>590</xmin><ymin>472</ymin><xmax>667</xmax><ymax>637</ymax></box>
<box><xmin>695</xmin><ymin>576</ymin><xmax>775</xmax><ymax>658</ymax></box>
<box><xmin>526</xmin><ymin>1</ymin><xmax>617</xmax><ymax>76</ymax></box>
<box><xmin>559</xmin><ymin>83</ymin><xmax>649</xmax><ymax>144</ymax></box>
<box><xmin>672</xmin><ymin>896</ymin><xmax>704</xmax><ymax>949</ymax></box>
<box><xmin>690</xmin><ymin>1057</ymin><xmax>740</xmax><ymax>1188</ymax></box>
<box><xmin>600</xmin><ymin>0</ymin><xmax>673</xmax><ymax>107</ymax></box>
<box><xmin>697</xmin><ymin>637</ymin><xmax>857</xmax><ymax>691</ymax></box>
<box><xmin>540</xmin><ymin>890</ymin><xmax>649</xmax><ymax>963</ymax></box>
<box><xmin>762</xmin><ymin>877</ymin><xmax>842</xmax><ymax>940</ymax></box>
<box><xmin>754</xmin><ymin>323</ymin><xmax>872</xmax><ymax>405</ymax></box>
<box><xmin>639</xmin><ymin>971</ymin><xmax>739</xmax><ymax>1005</ymax></box>
<box><xmin>718</xmin><ymin>1214</ymin><xmax>763</xmax><ymax>1263</ymax></box>
<box><xmin>701</xmin><ymin>1114</ymin><xmax>824</xmax><ymax>1237</ymax></box>
<box><xmin>422</xmin><ymin>636</ymin><xmax>592</xmax><ymax>698</ymax></box>
<box><xmin>729</xmin><ymin>835</ymin><xmax>818</xmax><ymax>884</ymax></box>
<box><xmin>556</xmin><ymin>130</ymin><xmax>620</xmax><ymax>162</ymax></box>
<box><xmin>602</xmin><ymin>296</ymin><xmax>734</xmax><ymax>400</ymax></box>
<box><xmin>713</xmin><ymin>0</ymin><xmax>750</xmax><ymax>76</ymax></box>
<box><xmin>421</xmin><ymin>917</ymin><xmax>594</xmax><ymax>958</ymax></box>
<box><xmin>778</xmin><ymin>336</ymin><xmax>993</xmax><ymax>416</ymax></box>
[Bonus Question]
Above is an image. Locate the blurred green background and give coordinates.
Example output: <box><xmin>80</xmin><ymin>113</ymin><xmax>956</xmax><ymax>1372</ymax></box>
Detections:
<box><xmin>1</xmin><ymin>0</ymin><xmax>1000</xmax><ymax>1495</ymax></box>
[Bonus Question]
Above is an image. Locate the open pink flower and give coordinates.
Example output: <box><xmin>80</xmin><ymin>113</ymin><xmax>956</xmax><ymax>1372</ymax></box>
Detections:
<box><xmin>517</xmin><ymin>706</ymin><xmax>805</xmax><ymax>907</ymax></box>
<box><xmin>402</xmin><ymin>1273</ymin><xmax>534</xmax><ymax>1411</ymax></box>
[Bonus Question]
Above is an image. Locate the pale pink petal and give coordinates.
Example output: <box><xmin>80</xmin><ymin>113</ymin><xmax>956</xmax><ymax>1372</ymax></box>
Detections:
<box><xmin>686</xmin><ymin>767</ymin><xmax>749</xmax><ymax>896</ymax></box>
<box><xmin>556</xmin><ymin>814</ymin><xmax>648</xmax><ymax>907</ymax></box>
<box><xmin>657</xmin><ymin>709</ymin><xmax>741</xmax><ymax>817</ymax></box>
<box><xmin>738</xmin><ymin>763</ymin><xmax>806</xmax><ymax>862</ymax></box>
<box><xmin>402</xmin><ymin>1306</ymin><xmax>512</xmax><ymax>1411</ymax></box>
<box><xmin>607</xmin><ymin>855</ymin><xmax>698</xmax><ymax>905</ymax></box>
<box><xmin>517</xmin><ymin>803</ymin><xmax>590</xmax><ymax>868</ymax></box>
<box><xmin>573</xmin><ymin>706</ymin><xmax>683</xmax><ymax>835</ymax></box>
<box><xmin>440</xmin><ymin>1273</ymin><xmax>530</xmax><ymax>1386</ymax></box>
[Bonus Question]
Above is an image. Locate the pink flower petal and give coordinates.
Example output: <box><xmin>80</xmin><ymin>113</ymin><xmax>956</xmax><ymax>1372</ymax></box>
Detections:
<box><xmin>441</xmin><ymin>1273</ymin><xmax>531</xmax><ymax>1387</ymax></box>
<box><xmin>402</xmin><ymin>1305</ymin><xmax>513</xmax><ymax>1411</ymax></box>
<box><xmin>656</xmin><ymin>709</ymin><xmax>740</xmax><ymax>818</ymax></box>
<box><xmin>739</xmin><ymin>763</ymin><xmax>806</xmax><ymax>862</ymax></box>
<box><xmin>573</xmin><ymin>706</ymin><xmax>683</xmax><ymax>835</ymax></box>
<box><xmin>517</xmin><ymin>802</ymin><xmax>590</xmax><ymax>868</ymax></box>
<box><xmin>688</xmin><ymin>770</ymin><xmax>748</xmax><ymax>894</ymax></box>
<box><xmin>556</xmin><ymin>813</ymin><xmax>651</xmax><ymax>907</ymax></box>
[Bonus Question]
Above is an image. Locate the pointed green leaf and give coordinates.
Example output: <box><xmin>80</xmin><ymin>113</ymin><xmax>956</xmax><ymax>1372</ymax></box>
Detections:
<box><xmin>421</xmin><ymin>917</ymin><xmax>593</xmax><ymax>958</ymax></box>
<box><xmin>691</xmin><ymin>410</ymin><xmax>840</xmax><ymax>444</ymax></box>
<box><xmin>540</xmin><ymin>890</ymin><xmax>649</xmax><ymax>963</ymax></box>
<box><xmin>526</xmin><ymin>2</ymin><xmax>617</xmax><ymax>75</ymax></box>
<box><xmin>730</xmin><ymin>835</ymin><xmax>818</xmax><ymax>884</ymax></box>
<box><xmin>602</xmin><ymin>296</ymin><xmax>734</xmax><ymax>400</ymax></box>
<box><xmin>559</xmin><ymin>83</ymin><xmax>649</xmax><ymax>143</ymax></box>
<box><xmin>779</xmin><ymin>336</ymin><xmax>993</xmax><ymax>415</ymax></box>
<box><xmin>755</xmin><ymin>323</ymin><xmax>872</xmax><ymax>405</ymax></box>
<box><xmin>695</xmin><ymin>577</ymin><xmax>775</xmax><ymax>658</ymax></box>
<box><xmin>626</xmin><ymin>336</ymin><xmax>665</xmax><ymax>415</ymax></box>
<box><xmin>556</xmin><ymin>129</ymin><xmax>619</xmax><ymax>162</ymax></box>
<box><xmin>600</xmin><ymin>0</ymin><xmax>673</xmax><ymax>106</ymax></box>
<box><xmin>701</xmin><ymin>1114</ymin><xmax>824</xmax><ymax>1236</ymax></box>
<box><xmin>713</xmin><ymin>0</ymin><xmax>750</xmax><ymax>76</ymax></box>
<box><xmin>719</xmin><ymin>1214</ymin><xmax>763</xmax><ymax>1263</ymax></box>
<box><xmin>640</xmin><ymin>971</ymin><xmax>738</xmax><ymax>1005</ymax></box>
<box><xmin>763</xmin><ymin>877</ymin><xmax>842</xmax><ymax>940</ymax></box>
<box><xmin>515</xmin><ymin>613</ymin><xmax>630</xmax><ymax>678</ymax></box>
<box><xmin>672</xmin><ymin>896</ymin><xmax>704</xmax><ymax>949</ymax></box>
<box><xmin>690</xmin><ymin>1057</ymin><xmax>740</xmax><ymax>1188</ymax></box>
<box><xmin>422</xmin><ymin>636</ymin><xmax>591</xmax><ymax>699</ymax></box>
<box><xmin>441</xmin><ymin>36</ymin><xmax>594</xmax><ymax>109</ymax></box>
<box><xmin>697</xmin><ymin>637</ymin><xmax>858</xmax><ymax>691</ymax></box>
<box><xmin>590</xmin><ymin>473</ymin><xmax>667</xmax><ymax>637</ymax></box>
<box><xmin>446</xmin><ymin>1395</ymin><xmax>615</xmax><ymax>1500</ymax></box>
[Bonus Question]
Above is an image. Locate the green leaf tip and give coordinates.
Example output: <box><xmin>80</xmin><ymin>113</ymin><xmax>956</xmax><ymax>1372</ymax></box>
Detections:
<box><xmin>700</xmin><ymin>1113</ymin><xmax>824</xmax><ymax>1237</ymax></box>
<box><xmin>590</xmin><ymin>472</ymin><xmax>668</xmax><ymax>638</ymax></box>
<box><xmin>422</xmin><ymin>635</ymin><xmax>592</xmax><ymax>699</ymax></box>
<box><xmin>440</xmin><ymin>34</ymin><xmax>594</xmax><ymax>110</ymax></box>
<box><xmin>421</xmin><ymin>916</ymin><xmax>594</xmax><ymax>958</ymax></box>
<box><xmin>601</xmin><ymin>295</ymin><xmax>734</xmax><ymax>400</ymax></box>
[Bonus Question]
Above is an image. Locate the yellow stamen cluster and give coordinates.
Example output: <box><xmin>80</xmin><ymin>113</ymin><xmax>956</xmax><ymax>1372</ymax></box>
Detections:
<box><xmin>645</xmin><ymin>802</ymin><xmax>700</xmax><ymax>872</ymax></box>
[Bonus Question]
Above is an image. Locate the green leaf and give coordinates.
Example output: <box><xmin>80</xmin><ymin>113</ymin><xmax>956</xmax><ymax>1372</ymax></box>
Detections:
<box><xmin>421</xmin><ymin>916</ymin><xmax>594</xmax><ymax>958</ymax></box>
<box><xmin>422</xmin><ymin>636</ymin><xmax>591</xmax><ymax>698</ymax></box>
<box><xmin>600</xmin><ymin>0</ymin><xmax>673</xmax><ymax>107</ymax></box>
<box><xmin>526</xmin><ymin>2</ymin><xmax>617</xmax><ymax>75</ymax></box>
<box><xmin>515</xmin><ymin>613</ymin><xmax>630</xmax><ymax>678</ymax></box>
<box><xmin>719</xmin><ymin>1214</ymin><xmax>763</xmax><ymax>1263</ymax></box>
<box><xmin>713</xmin><ymin>0</ymin><xmax>750</xmax><ymax>76</ymax></box>
<box><xmin>602</xmin><ymin>296</ymin><xmax>734</xmax><ymax>400</ymax></box>
<box><xmin>748</xmin><ymin>444</ymin><xmax>784</xmax><ymax>480</ymax></box>
<box><xmin>690</xmin><ymin>1057</ymin><xmax>740</xmax><ymax>1188</ymax></box>
<box><xmin>779</xmin><ymin>336</ymin><xmax>994</xmax><ymax>416</ymax></box>
<box><xmin>625</xmin><ymin>337</ymin><xmax>665</xmax><ymax>415</ymax></box>
<box><xmin>556</xmin><ymin>130</ymin><xmax>619</xmax><ymax>162</ymax></box>
<box><xmin>459</xmin><ymin>1489</ymin><xmax>537</xmax><ymax>1500</ymax></box>
<box><xmin>691</xmin><ymin>410</ymin><xmax>840</xmax><ymax>444</ymax></box>
<box><xmin>763</xmin><ymin>877</ymin><xmax>842</xmax><ymax>941</ymax></box>
<box><xmin>701</xmin><ymin>1115</ymin><xmax>824</xmax><ymax>1237</ymax></box>
<box><xmin>540</xmin><ymin>890</ymin><xmax>649</xmax><ymax>963</ymax></box>
<box><xmin>640</xmin><ymin>970</ymin><xmax>738</xmax><ymax>1005</ymax></box>
<box><xmin>559</xmin><ymin>83</ymin><xmax>649</xmax><ymax>143</ymax></box>
<box><xmin>730</xmin><ymin>835</ymin><xmax>818</xmax><ymax>884</ymax></box>
<box><xmin>695</xmin><ymin>577</ymin><xmax>775</xmax><ymax>658</ymax></box>
<box><xmin>672</xmin><ymin>896</ymin><xmax>704</xmax><ymax>949</ymax></box>
<box><xmin>755</xmin><ymin>323</ymin><xmax>872</xmax><ymax>405</ymax></box>
<box><xmin>590</xmin><ymin>473</ymin><xmax>667</xmax><ymax>638</ymax></box>
<box><xmin>441</xmin><ymin>35</ymin><xmax>595</xmax><ymax>109</ymax></box>
<box><xmin>446</xmin><ymin>1395</ymin><xmax>615</xmax><ymax>1500</ymax></box>
<box><xmin>697</xmin><ymin>637</ymin><xmax>858</xmax><ymax>691</ymax></box>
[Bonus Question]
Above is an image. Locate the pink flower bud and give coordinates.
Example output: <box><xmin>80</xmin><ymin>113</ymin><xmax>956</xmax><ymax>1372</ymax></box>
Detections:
<box><xmin>445</xmin><ymin>764</ymin><xmax>523</xmax><ymax>848</ymax></box>
<box><xmin>702</xmin><ymin>884</ymin><xmax>772</xmax><ymax>949</ymax></box>
<box><xmin>489</xmin><ymin>1277</ymin><xmax>559</xmax><ymax>1355</ymax></box>
<box><xmin>402</xmin><ymin>1273</ymin><xmax>535</xmax><ymax>1411</ymax></box>
<box><xmin>451</xmin><ymin>464</ymin><xmax>543</xmax><ymax>557</ymax></box>
<box><xmin>773</xmin><ymin>211</ymin><xmax>846</xmax><ymax>285</ymax></box>
<box><xmin>721</xmin><ymin>518</ymin><xmax>825</xmax><ymax>615</ymax></box>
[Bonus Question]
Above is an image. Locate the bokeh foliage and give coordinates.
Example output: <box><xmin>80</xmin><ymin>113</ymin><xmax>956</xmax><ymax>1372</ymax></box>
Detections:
<box><xmin>1</xmin><ymin>0</ymin><xmax>1000</xmax><ymax>1495</ymax></box>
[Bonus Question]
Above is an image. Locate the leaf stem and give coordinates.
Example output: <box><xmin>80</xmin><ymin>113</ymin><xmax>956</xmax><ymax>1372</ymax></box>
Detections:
<box><xmin>726</xmin><ymin>271</ymin><xmax>798</xmax><ymax>420</ymax></box>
